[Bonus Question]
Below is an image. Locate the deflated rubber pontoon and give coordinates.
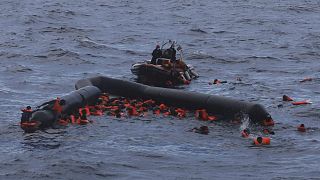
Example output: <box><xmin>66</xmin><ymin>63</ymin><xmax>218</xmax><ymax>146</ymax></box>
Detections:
<box><xmin>75</xmin><ymin>76</ymin><xmax>272</xmax><ymax>123</ymax></box>
<box><xmin>22</xmin><ymin>76</ymin><xmax>272</xmax><ymax>132</ymax></box>
<box><xmin>26</xmin><ymin>86</ymin><xmax>101</xmax><ymax>130</ymax></box>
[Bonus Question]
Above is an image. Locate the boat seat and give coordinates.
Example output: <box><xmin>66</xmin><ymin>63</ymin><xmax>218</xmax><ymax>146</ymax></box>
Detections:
<box><xmin>156</xmin><ymin>58</ymin><xmax>171</xmax><ymax>65</ymax></box>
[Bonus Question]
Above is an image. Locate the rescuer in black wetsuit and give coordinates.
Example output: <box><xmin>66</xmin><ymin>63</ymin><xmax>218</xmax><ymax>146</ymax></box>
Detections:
<box><xmin>151</xmin><ymin>45</ymin><xmax>162</xmax><ymax>65</ymax></box>
<box><xmin>170</xmin><ymin>44</ymin><xmax>176</xmax><ymax>63</ymax></box>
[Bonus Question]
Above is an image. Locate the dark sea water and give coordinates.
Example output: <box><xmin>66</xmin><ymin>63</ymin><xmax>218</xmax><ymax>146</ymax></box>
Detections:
<box><xmin>1</xmin><ymin>0</ymin><xmax>319</xmax><ymax>179</ymax></box>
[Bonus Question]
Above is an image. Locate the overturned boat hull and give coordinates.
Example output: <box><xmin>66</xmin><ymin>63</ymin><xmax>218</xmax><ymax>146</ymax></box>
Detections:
<box><xmin>21</xmin><ymin>76</ymin><xmax>273</xmax><ymax>133</ymax></box>
<box><xmin>76</xmin><ymin>76</ymin><xmax>272</xmax><ymax>123</ymax></box>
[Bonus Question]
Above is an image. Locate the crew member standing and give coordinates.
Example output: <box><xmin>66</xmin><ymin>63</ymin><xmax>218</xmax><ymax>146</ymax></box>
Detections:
<box><xmin>170</xmin><ymin>44</ymin><xmax>176</xmax><ymax>63</ymax></box>
<box><xmin>151</xmin><ymin>45</ymin><xmax>162</xmax><ymax>65</ymax></box>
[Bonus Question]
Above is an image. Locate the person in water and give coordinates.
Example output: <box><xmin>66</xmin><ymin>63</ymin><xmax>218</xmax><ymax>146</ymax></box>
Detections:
<box><xmin>191</xmin><ymin>126</ymin><xmax>209</xmax><ymax>135</ymax></box>
<box><xmin>151</xmin><ymin>45</ymin><xmax>162</xmax><ymax>65</ymax></box>
<box><xmin>38</xmin><ymin>97</ymin><xmax>65</xmax><ymax>120</ymax></box>
<box><xmin>20</xmin><ymin>106</ymin><xmax>33</xmax><ymax>123</ymax></box>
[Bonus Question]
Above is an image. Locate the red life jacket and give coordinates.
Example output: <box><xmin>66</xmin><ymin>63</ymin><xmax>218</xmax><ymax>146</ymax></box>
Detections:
<box><xmin>153</xmin><ymin>109</ymin><xmax>161</xmax><ymax>115</ymax></box>
<box><xmin>127</xmin><ymin>106</ymin><xmax>139</xmax><ymax>116</ymax></box>
<box><xmin>241</xmin><ymin>131</ymin><xmax>249</xmax><ymax>138</ymax></box>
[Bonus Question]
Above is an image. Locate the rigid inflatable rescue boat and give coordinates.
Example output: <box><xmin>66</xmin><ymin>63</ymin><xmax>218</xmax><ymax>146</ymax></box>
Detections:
<box><xmin>131</xmin><ymin>41</ymin><xmax>199</xmax><ymax>85</ymax></box>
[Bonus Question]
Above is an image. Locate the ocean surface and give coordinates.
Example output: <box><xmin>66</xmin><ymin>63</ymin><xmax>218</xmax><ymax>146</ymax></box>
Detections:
<box><xmin>0</xmin><ymin>0</ymin><xmax>319</xmax><ymax>179</ymax></box>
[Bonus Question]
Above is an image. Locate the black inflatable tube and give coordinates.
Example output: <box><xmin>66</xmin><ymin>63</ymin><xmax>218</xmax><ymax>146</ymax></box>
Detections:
<box><xmin>29</xmin><ymin>86</ymin><xmax>101</xmax><ymax>129</ymax></box>
<box><xmin>75</xmin><ymin>76</ymin><xmax>272</xmax><ymax>123</ymax></box>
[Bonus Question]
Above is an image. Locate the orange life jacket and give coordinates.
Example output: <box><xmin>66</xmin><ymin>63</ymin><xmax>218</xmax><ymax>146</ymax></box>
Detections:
<box><xmin>253</xmin><ymin>138</ymin><xmax>262</xmax><ymax>145</ymax></box>
<box><xmin>175</xmin><ymin>108</ymin><xmax>186</xmax><ymax>118</ymax></box>
<box><xmin>262</xmin><ymin>137</ymin><xmax>270</xmax><ymax>145</ymax></box>
<box><xmin>111</xmin><ymin>99</ymin><xmax>119</xmax><ymax>105</ymax></box>
<box><xmin>21</xmin><ymin>121</ymin><xmax>38</xmax><ymax>128</ymax></box>
<box><xmin>263</xmin><ymin>119</ymin><xmax>275</xmax><ymax>126</ymax></box>
<box><xmin>207</xmin><ymin>116</ymin><xmax>217</xmax><ymax>121</ymax></box>
<box><xmin>100</xmin><ymin>95</ymin><xmax>109</xmax><ymax>102</ymax></box>
<box><xmin>52</xmin><ymin>99</ymin><xmax>62</xmax><ymax>113</ymax></box>
<box><xmin>297</xmin><ymin>125</ymin><xmax>306</xmax><ymax>132</ymax></box>
<box><xmin>253</xmin><ymin>137</ymin><xmax>270</xmax><ymax>145</ymax></box>
<box><xmin>143</xmin><ymin>99</ymin><xmax>155</xmax><ymax>106</ymax></box>
<box><xmin>21</xmin><ymin>108</ymin><xmax>32</xmax><ymax>113</ymax></box>
<box><xmin>58</xmin><ymin>119</ymin><xmax>68</xmax><ymax>126</ymax></box>
<box><xmin>139</xmin><ymin>106</ymin><xmax>148</xmax><ymax>112</ymax></box>
<box><xmin>153</xmin><ymin>109</ymin><xmax>161</xmax><ymax>115</ymax></box>
<box><xmin>163</xmin><ymin>111</ymin><xmax>170</xmax><ymax>116</ymax></box>
<box><xmin>159</xmin><ymin>104</ymin><xmax>167</xmax><ymax>111</ymax></box>
<box><xmin>78</xmin><ymin>119</ymin><xmax>90</xmax><ymax>125</ymax></box>
<box><xmin>95</xmin><ymin>104</ymin><xmax>106</xmax><ymax>111</ymax></box>
<box><xmin>213</xmin><ymin>79</ymin><xmax>221</xmax><ymax>84</ymax></box>
<box><xmin>292</xmin><ymin>101</ymin><xmax>311</xmax><ymax>105</ymax></box>
<box><xmin>127</xmin><ymin>106</ymin><xmax>139</xmax><ymax>116</ymax></box>
<box><xmin>195</xmin><ymin>109</ymin><xmax>208</xmax><ymax>120</ymax></box>
<box><xmin>91</xmin><ymin>110</ymin><xmax>103</xmax><ymax>116</ymax></box>
<box><xmin>79</xmin><ymin>107</ymin><xmax>90</xmax><ymax>116</ymax></box>
<box><xmin>70</xmin><ymin>115</ymin><xmax>76</xmax><ymax>124</ymax></box>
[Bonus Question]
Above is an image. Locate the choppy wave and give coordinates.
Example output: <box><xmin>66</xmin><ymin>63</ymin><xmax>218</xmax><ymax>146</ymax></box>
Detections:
<box><xmin>1</xmin><ymin>0</ymin><xmax>320</xmax><ymax>179</ymax></box>
<box><xmin>5</xmin><ymin>65</ymin><xmax>32</xmax><ymax>73</ymax></box>
<box><xmin>190</xmin><ymin>28</ymin><xmax>207</xmax><ymax>34</ymax></box>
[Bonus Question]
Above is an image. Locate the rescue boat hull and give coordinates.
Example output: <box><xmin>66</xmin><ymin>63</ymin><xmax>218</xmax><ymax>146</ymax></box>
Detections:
<box><xmin>131</xmin><ymin>61</ymin><xmax>198</xmax><ymax>85</ymax></box>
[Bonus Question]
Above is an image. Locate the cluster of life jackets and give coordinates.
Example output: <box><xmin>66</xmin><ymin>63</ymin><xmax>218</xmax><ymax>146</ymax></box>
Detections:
<box><xmin>98</xmin><ymin>94</ymin><xmax>217</xmax><ymax>120</ymax></box>
<box><xmin>56</xmin><ymin>93</ymin><xmax>220</xmax><ymax>126</ymax></box>
<box><xmin>20</xmin><ymin>92</ymin><xmax>221</xmax><ymax>131</ymax></box>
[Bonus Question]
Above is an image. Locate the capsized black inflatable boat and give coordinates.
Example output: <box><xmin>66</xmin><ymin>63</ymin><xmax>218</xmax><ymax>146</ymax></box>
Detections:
<box><xmin>20</xmin><ymin>86</ymin><xmax>101</xmax><ymax>132</ymax></box>
<box><xmin>21</xmin><ymin>76</ymin><xmax>273</xmax><ymax>132</ymax></box>
<box><xmin>75</xmin><ymin>76</ymin><xmax>273</xmax><ymax>123</ymax></box>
